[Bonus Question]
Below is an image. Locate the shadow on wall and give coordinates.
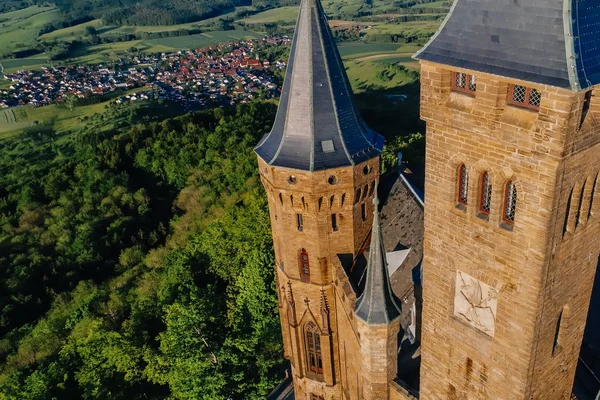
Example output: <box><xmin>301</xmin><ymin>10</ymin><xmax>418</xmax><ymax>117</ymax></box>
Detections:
<box><xmin>573</xmin><ymin>256</ymin><xmax>600</xmax><ymax>400</ymax></box>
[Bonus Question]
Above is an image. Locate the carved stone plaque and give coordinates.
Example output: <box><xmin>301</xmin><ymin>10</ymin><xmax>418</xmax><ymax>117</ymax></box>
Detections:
<box><xmin>454</xmin><ymin>271</ymin><xmax>498</xmax><ymax>337</ymax></box>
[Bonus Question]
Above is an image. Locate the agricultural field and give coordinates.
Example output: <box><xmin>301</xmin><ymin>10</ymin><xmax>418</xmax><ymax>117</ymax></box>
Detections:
<box><xmin>337</xmin><ymin>42</ymin><xmax>421</xmax><ymax>59</ymax></box>
<box><xmin>0</xmin><ymin>6</ymin><xmax>61</xmax><ymax>55</ymax></box>
<box><xmin>238</xmin><ymin>7</ymin><xmax>299</xmax><ymax>24</ymax></box>
<box><xmin>38</xmin><ymin>19</ymin><xmax>103</xmax><ymax>42</ymax></box>
<box><xmin>144</xmin><ymin>30</ymin><xmax>264</xmax><ymax>49</ymax></box>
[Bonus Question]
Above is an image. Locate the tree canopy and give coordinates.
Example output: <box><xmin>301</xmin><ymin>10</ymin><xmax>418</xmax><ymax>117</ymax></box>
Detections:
<box><xmin>0</xmin><ymin>100</ymin><xmax>285</xmax><ymax>399</ymax></box>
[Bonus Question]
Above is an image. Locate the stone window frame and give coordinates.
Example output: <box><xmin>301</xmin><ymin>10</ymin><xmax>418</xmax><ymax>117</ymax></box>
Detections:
<box><xmin>478</xmin><ymin>171</ymin><xmax>492</xmax><ymax>218</ymax></box>
<box><xmin>296</xmin><ymin>213</ymin><xmax>304</xmax><ymax>232</ymax></box>
<box><xmin>508</xmin><ymin>84</ymin><xmax>541</xmax><ymax>111</ymax></box>
<box><xmin>331</xmin><ymin>213</ymin><xmax>339</xmax><ymax>232</ymax></box>
<box><xmin>501</xmin><ymin>179</ymin><xmax>517</xmax><ymax>227</ymax></box>
<box><xmin>304</xmin><ymin>322</ymin><xmax>324</xmax><ymax>376</ymax></box>
<box><xmin>457</xmin><ymin>163</ymin><xmax>469</xmax><ymax>207</ymax></box>
<box><xmin>299</xmin><ymin>248</ymin><xmax>310</xmax><ymax>283</ymax></box>
<box><xmin>451</xmin><ymin>71</ymin><xmax>477</xmax><ymax>95</ymax></box>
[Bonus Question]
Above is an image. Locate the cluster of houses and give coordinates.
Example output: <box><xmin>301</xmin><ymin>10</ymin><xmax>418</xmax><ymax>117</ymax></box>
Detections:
<box><xmin>0</xmin><ymin>36</ymin><xmax>291</xmax><ymax>110</ymax></box>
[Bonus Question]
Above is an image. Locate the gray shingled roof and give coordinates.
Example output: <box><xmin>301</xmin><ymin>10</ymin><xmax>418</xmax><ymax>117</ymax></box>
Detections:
<box><xmin>254</xmin><ymin>0</ymin><xmax>384</xmax><ymax>171</ymax></box>
<box><xmin>355</xmin><ymin>194</ymin><xmax>403</xmax><ymax>325</ymax></box>
<box><xmin>414</xmin><ymin>0</ymin><xmax>600</xmax><ymax>91</ymax></box>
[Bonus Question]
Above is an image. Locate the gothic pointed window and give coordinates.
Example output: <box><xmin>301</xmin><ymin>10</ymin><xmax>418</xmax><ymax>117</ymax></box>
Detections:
<box><xmin>279</xmin><ymin>193</ymin><xmax>283</xmax><ymax>205</ymax></box>
<box><xmin>368</xmin><ymin>181</ymin><xmax>375</xmax><ymax>197</ymax></box>
<box><xmin>331</xmin><ymin>213</ymin><xmax>338</xmax><ymax>232</ymax></box>
<box><xmin>305</xmin><ymin>322</ymin><xmax>323</xmax><ymax>374</ymax></box>
<box><xmin>457</xmin><ymin>163</ymin><xmax>468</xmax><ymax>205</ymax></box>
<box><xmin>299</xmin><ymin>249</ymin><xmax>310</xmax><ymax>282</ymax></box>
<box><xmin>362</xmin><ymin>184</ymin><xmax>368</xmax><ymax>200</ymax></box>
<box><xmin>502</xmin><ymin>180</ymin><xmax>517</xmax><ymax>225</ymax></box>
<box><xmin>479</xmin><ymin>171</ymin><xmax>492</xmax><ymax>215</ymax></box>
<box><xmin>296</xmin><ymin>213</ymin><xmax>303</xmax><ymax>232</ymax></box>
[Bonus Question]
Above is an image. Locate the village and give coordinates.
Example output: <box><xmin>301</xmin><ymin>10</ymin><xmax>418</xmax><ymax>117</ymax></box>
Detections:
<box><xmin>0</xmin><ymin>36</ymin><xmax>291</xmax><ymax>110</ymax></box>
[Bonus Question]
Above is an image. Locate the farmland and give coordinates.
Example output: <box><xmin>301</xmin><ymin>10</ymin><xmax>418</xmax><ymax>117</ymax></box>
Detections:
<box><xmin>0</xmin><ymin>6</ymin><xmax>61</xmax><ymax>55</ymax></box>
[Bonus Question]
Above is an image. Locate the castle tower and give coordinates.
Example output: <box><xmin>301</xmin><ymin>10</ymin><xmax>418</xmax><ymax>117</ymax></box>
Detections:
<box><xmin>414</xmin><ymin>1</ymin><xmax>600</xmax><ymax>399</ymax></box>
<box><xmin>355</xmin><ymin>193</ymin><xmax>403</xmax><ymax>399</ymax></box>
<box><xmin>255</xmin><ymin>0</ymin><xmax>384</xmax><ymax>397</ymax></box>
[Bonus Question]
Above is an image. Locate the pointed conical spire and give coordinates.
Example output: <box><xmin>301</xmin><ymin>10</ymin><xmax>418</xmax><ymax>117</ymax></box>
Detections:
<box><xmin>355</xmin><ymin>185</ymin><xmax>402</xmax><ymax>325</ymax></box>
<box><xmin>255</xmin><ymin>0</ymin><xmax>383</xmax><ymax>171</ymax></box>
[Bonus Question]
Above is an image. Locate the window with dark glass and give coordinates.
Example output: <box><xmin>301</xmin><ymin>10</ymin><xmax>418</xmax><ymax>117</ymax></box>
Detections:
<box><xmin>331</xmin><ymin>213</ymin><xmax>338</xmax><ymax>232</ymax></box>
<box><xmin>457</xmin><ymin>163</ymin><xmax>468</xmax><ymax>205</ymax></box>
<box><xmin>361</xmin><ymin>203</ymin><xmax>366</xmax><ymax>222</ymax></box>
<box><xmin>452</xmin><ymin>72</ymin><xmax>476</xmax><ymax>95</ymax></box>
<box><xmin>479</xmin><ymin>171</ymin><xmax>492</xmax><ymax>215</ymax></box>
<box><xmin>299</xmin><ymin>248</ymin><xmax>310</xmax><ymax>282</ymax></box>
<box><xmin>368</xmin><ymin>181</ymin><xmax>375</xmax><ymax>197</ymax></box>
<box><xmin>296</xmin><ymin>213</ymin><xmax>303</xmax><ymax>232</ymax></box>
<box><xmin>355</xmin><ymin>188</ymin><xmax>361</xmax><ymax>204</ymax></box>
<box><xmin>502</xmin><ymin>180</ymin><xmax>517</xmax><ymax>225</ymax></box>
<box><xmin>508</xmin><ymin>84</ymin><xmax>541</xmax><ymax>110</ymax></box>
<box><xmin>305</xmin><ymin>322</ymin><xmax>323</xmax><ymax>374</ymax></box>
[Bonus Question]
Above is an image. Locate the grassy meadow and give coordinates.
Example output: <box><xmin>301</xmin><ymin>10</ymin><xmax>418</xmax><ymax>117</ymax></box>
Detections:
<box><xmin>0</xmin><ymin>6</ymin><xmax>60</xmax><ymax>55</ymax></box>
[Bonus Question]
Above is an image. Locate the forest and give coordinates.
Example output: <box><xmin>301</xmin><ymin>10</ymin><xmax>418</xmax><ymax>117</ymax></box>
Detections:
<box><xmin>0</xmin><ymin>101</ymin><xmax>285</xmax><ymax>399</ymax></box>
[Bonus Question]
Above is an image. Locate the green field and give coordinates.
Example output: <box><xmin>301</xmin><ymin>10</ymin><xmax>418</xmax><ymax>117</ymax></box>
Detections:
<box><xmin>145</xmin><ymin>30</ymin><xmax>263</xmax><ymax>48</ymax></box>
<box><xmin>39</xmin><ymin>19</ymin><xmax>103</xmax><ymax>42</ymax></box>
<box><xmin>336</xmin><ymin>42</ymin><xmax>421</xmax><ymax>59</ymax></box>
<box><xmin>0</xmin><ymin>6</ymin><xmax>61</xmax><ymax>55</ymax></box>
<box><xmin>238</xmin><ymin>7</ymin><xmax>299</xmax><ymax>24</ymax></box>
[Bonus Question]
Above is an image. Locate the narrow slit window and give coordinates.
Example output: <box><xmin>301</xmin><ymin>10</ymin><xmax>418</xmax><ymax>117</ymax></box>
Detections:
<box><xmin>355</xmin><ymin>188</ymin><xmax>361</xmax><ymax>204</ymax></box>
<box><xmin>331</xmin><ymin>213</ymin><xmax>338</xmax><ymax>232</ymax></box>
<box><xmin>341</xmin><ymin>193</ymin><xmax>346</xmax><ymax>207</ymax></box>
<box><xmin>318</xmin><ymin>197</ymin><xmax>323</xmax><ymax>211</ymax></box>
<box><xmin>580</xmin><ymin>90</ymin><xmax>592</xmax><ymax>129</ymax></box>
<box><xmin>290</xmin><ymin>195</ymin><xmax>294</xmax><ymax>207</ymax></box>
<box><xmin>502</xmin><ymin>180</ymin><xmax>517</xmax><ymax>225</ymax></box>
<box><xmin>279</xmin><ymin>193</ymin><xmax>283</xmax><ymax>205</ymax></box>
<box><xmin>330</xmin><ymin>195</ymin><xmax>335</xmax><ymax>209</ymax></box>
<box><xmin>299</xmin><ymin>248</ymin><xmax>310</xmax><ymax>282</ymax></box>
<box><xmin>575</xmin><ymin>184</ymin><xmax>586</xmax><ymax>227</ymax></box>
<box><xmin>457</xmin><ymin>163</ymin><xmax>468</xmax><ymax>205</ymax></box>
<box><xmin>362</xmin><ymin>184</ymin><xmax>368</xmax><ymax>200</ymax></box>
<box><xmin>452</xmin><ymin>72</ymin><xmax>476</xmax><ymax>95</ymax></box>
<box><xmin>361</xmin><ymin>203</ymin><xmax>366</xmax><ymax>222</ymax></box>
<box><xmin>589</xmin><ymin>174</ymin><xmax>598</xmax><ymax>219</ymax></box>
<box><xmin>368</xmin><ymin>181</ymin><xmax>375</xmax><ymax>197</ymax></box>
<box><xmin>563</xmin><ymin>189</ymin><xmax>573</xmax><ymax>235</ymax></box>
<box><xmin>479</xmin><ymin>171</ymin><xmax>492</xmax><ymax>215</ymax></box>
<box><xmin>296</xmin><ymin>213</ymin><xmax>303</xmax><ymax>232</ymax></box>
<box><xmin>508</xmin><ymin>84</ymin><xmax>541</xmax><ymax>110</ymax></box>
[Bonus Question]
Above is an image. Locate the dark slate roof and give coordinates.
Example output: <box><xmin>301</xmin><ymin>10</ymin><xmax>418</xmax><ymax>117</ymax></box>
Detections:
<box><xmin>254</xmin><ymin>0</ymin><xmax>384</xmax><ymax>171</ymax></box>
<box><xmin>414</xmin><ymin>0</ymin><xmax>600</xmax><ymax>91</ymax></box>
<box><xmin>355</xmin><ymin>193</ymin><xmax>403</xmax><ymax>325</ymax></box>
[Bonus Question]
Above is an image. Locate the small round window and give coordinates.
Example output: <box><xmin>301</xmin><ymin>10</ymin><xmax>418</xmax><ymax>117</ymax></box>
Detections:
<box><xmin>328</xmin><ymin>175</ymin><xmax>339</xmax><ymax>185</ymax></box>
<box><xmin>363</xmin><ymin>165</ymin><xmax>372</xmax><ymax>175</ymax></box>
<box><xmin>288</xmin><ymin>175</ymin><xmax>297</xmax><ymax>184</ymax></box>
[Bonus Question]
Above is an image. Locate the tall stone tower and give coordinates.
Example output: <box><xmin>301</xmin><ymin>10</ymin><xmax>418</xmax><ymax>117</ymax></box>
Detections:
<box><xmin>414</xmin><ymin>1</ymin><xmax>600</xmax><ymax>399</ymax></box>
<box><xmin>255</xmin><ymin>0</ymin><xmax>386</xmax><ymax>397</ymax></box>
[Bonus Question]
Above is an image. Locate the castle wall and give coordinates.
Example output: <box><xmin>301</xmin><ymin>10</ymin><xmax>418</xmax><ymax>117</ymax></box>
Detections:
<box><xmin>418</xmin><ymin>60</ymin><xmax>600</xmax><ymax>399</ymax></box>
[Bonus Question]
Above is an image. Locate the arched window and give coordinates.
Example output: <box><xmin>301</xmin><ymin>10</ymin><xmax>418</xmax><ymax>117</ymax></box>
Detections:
<box><xmin>305</xmin><ymin>322</ymin><xmax>323</xmax><ymax>374</ymax></box>
<box><xmin>502</xmin><ymin>180</ymin><xmax>517</xmax><ymax>225</ymax></box>
<box><xmin>362</xmin><ymin>184</ymin><xmax>368</xmax><ymax>200</ymax></box>
<box><xmin>355</xmin><ymin>188</ymin><xmax>361</xmax><ymax>204</ymax></box>
<box><xmin>318</xmin><ymin>197</ymin><xmax>323</xmax><ymax>211</ymax></box>
<box><xmin>457</xmin><ymin>163</ymin><xmax>468</xmax><ymax>205</ymax></box>
<box><xmin>368</xmin><ymin>181</ymin><xmax>375</xmax><ymax>197</ymax></box>
<box><xmin>479</xmin><ymin>171</ymin><xmax>492</xmax><ymax>215</ymax></box>
<box><xmin>341</xmin><ymin>193</ymin><xmax>346</xmax><ymax>207</ymax></box>
<box><xmin>329</xmin><ymin>195</ymin><xmax>335</xmax><ymax>209</ymax></box>
<box><xmin>589</xmin><ymin>174</ymin><xmax>598</xmax><ymax>219</ymax></box>
<box><xmin>279</xmin><ymin>193</ymin><xmax>283</xmax><ymax>205</ymax></box>
<box><xmin>553</xmin><ymin>305</ymin><xmax>570</xmax><ymax>356</ymax></box>
<box><xmin>563</xmin><ymin>189</ymin><xmax>573</xmax><ymax>235</ymax></box>
<box><xmin>299</xmin><ymin>249</ymin><xmax>310</xmax><ymax>282</ymax></box>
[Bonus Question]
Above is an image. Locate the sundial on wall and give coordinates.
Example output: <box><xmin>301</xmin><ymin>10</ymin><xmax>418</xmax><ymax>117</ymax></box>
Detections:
<box><xmin>454</xmin><ymin>271</ymin><xmax>499</xmax><ymax>337</ymax></box>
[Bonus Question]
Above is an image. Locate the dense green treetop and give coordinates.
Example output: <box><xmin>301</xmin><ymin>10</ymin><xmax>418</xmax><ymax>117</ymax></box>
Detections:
<box><xmin>0</xmin><ymin>101</ymin><xmax>285</xmax><ymax>399</ymax></box>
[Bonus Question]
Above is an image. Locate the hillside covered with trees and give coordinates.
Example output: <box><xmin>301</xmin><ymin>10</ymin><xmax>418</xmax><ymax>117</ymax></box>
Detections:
<box><xmin>0</xmin><ymin>101</ymin><xmax>285</xmax><ymax>399</ymax></box>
